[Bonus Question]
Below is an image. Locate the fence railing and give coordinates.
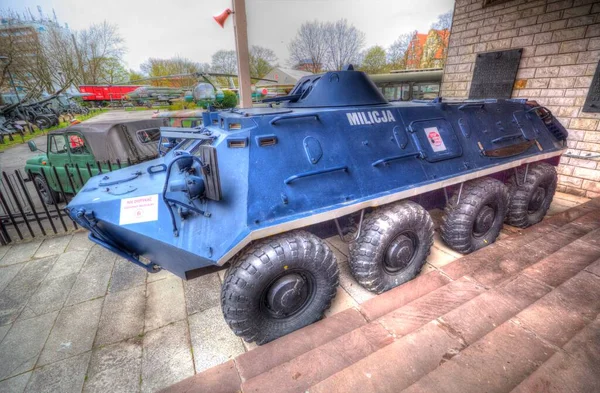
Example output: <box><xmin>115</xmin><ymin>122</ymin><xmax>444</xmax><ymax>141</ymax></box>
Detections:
<box><xmin>0</xmin><ymin>163</ymin><xmax>124</xmax><ymax>245</ymax></box>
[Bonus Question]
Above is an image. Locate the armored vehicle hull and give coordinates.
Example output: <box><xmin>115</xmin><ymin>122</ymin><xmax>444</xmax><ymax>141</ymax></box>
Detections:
<box><xmin>67</xmin><ymin>68</ymin><xmax>566</xmax><ymax>343</ymax></box>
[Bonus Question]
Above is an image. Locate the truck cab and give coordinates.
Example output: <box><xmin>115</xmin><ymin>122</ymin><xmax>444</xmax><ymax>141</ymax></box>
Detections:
<box><xmin>25</xmin><ymin>118</ymin><xmax>167</xmax><ymax>204</ymax></box>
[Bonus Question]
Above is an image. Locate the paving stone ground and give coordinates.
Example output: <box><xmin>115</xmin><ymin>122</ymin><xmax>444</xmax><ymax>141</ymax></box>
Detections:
<box><xmin>0</xmin><ymin>192</ymin><xmax>589</xmax><ymax>393</ymax></box>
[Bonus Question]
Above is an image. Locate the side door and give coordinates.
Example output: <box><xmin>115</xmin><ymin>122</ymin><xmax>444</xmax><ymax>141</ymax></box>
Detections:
<box><xmin>66</xmin><ymin>131</ymin><xmax>95</xmax><ymax>192</ymax></box>
<box><xmin>46</xmin><ymin>133</ymin><xmax>72</xmax><ymax>193</ymax></box>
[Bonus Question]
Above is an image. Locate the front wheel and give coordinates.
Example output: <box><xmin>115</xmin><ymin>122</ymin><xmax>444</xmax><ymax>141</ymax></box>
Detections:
<box><xmin>221</xmin><ymin>230</ymin><xmax>339</xmax><ymax>344</ymax></box>
<box><xmin>33</xmin><ymin>175</ymin><xmax>61</xmax><ymax>205</ymax></box>
<box><xmin>349</xmin><ymin>201</ymin><xmax>434</xmax><ymax>293</ymax></box>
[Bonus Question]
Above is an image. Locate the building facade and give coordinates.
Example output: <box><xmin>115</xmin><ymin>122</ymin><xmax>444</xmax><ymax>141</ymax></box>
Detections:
<box><xmin>406</xmin><ymin>29</ymin><xmax>450</xmax><ymax>70</ymax></box>
<box><xmin>443</xmin><ymin>0</ymin><xmax>600</xmax><ymax>198</ymax></box>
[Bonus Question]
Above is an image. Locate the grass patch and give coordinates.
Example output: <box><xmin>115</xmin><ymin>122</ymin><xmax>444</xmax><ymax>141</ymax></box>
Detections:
<box><xmin>124</xmin><ymin>105</ymin><xmax>170</xmax><ymax>112</ymax></box>
<box><xmin>0</xmin><ymin>110</ymin><xmax>107</xmax><ymax>153</ymax></box>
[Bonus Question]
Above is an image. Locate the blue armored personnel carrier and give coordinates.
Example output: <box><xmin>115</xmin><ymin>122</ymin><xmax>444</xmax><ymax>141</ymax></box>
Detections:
<box><xmin>67</xmin><ymin>66</ymin><xmax>567</xmax><ymax>344</ymax></box>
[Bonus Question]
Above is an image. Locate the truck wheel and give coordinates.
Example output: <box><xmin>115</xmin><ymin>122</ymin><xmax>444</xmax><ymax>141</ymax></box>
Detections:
<box><xmin>34</xmin><ymin>115</ymin><xmax>52</xmax><ymax>130</ymax></box>
<box><xmin>349</xmin><ymin>201</ymin><xmax>434</xmax><ymax>294</ymax></box>
<box><xmin>441</xmin><ymin>178</ymin><xmax>509</xmax><ymax>254</ymax></box>
<box><xmin>221</xmin><ymin>230</ymin><xmax>339</xmax><ymax>345</ymax></box>
<box><xmin>33</xmin><ymin>175</ymin><xmax>61</xmax><ymax>205</ymax></box>
<box><xmin>506</xmin><ymin>163</ymin><xmax>557</xmax><ymax>228</ymax></box>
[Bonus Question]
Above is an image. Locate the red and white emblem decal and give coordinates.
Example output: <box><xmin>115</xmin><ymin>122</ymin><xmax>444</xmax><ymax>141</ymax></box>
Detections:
<box><xmin>424</xmin><ymin>127</ymin><xmax>447</xmax><ymax>152</ymax></box>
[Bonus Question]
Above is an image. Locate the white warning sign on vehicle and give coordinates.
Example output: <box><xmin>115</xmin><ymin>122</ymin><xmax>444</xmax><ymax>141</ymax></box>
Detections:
<box><xmin>119</xmin><ymin>194</ymin><xmax>159</xmax><ymax>225</ymax></box>
<box><xmin>424</xmin><ymin>127</ymin><xmax>447</xmax><ymax>152</ymax></box>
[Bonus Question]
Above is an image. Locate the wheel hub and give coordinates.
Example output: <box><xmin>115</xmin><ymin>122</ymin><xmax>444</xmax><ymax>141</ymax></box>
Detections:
<box><xmin>384</xmin><ymin>234</ymin><xmax>415</xmax><ymax>273</ymax></box>
<box><xmin>528</xmin><ymin>187</ymin><xmax>546</xmax><ymax>213</ymax></box>
<box><xmin>266</xmin><ymin>273</ymin><xmax>309</xmax><ymax>317</ymax></box>
<box><xmin>474</xmin><ymin>206</ymin><xmax>495</xmax><ymax>236</ymax></box>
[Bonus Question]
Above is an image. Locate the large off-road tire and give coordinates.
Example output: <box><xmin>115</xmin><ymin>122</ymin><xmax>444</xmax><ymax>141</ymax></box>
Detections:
<box><xmin>349</xmin><ymin>201</ymin><xmax>434</xmax><ymax>294</ymax></box>
<box><xmin>221</xmin><ymin>230</ymin><xmax>339</xmax><ymax>345</ymax></box>
<box><xmin>34</xmin><ymin>115</ymin><xmax>53</xmax><ymax>130</ymax></box>
<box><xmin>441</xmin><ymin>177</ymin><xmax>509</xmax><ymax>254</ymax></box>
<box><xmin>506</xmin><ymin>163</ymin><xmax>557</xmax><ymax>228</ymax></box>
<box><xmin>33</xmin><ymin>175</ymin><xmax>61</xmax><ymax>205</ymax></box>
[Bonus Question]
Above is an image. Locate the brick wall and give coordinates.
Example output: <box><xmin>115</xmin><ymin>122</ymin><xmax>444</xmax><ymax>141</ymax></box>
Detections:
<box><xmin>443</xmin><ymin>0</ymin><xmax>600</xmax><ymax>198</ymax></box>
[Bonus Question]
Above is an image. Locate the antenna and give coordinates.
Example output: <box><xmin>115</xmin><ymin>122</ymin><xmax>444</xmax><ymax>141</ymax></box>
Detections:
<box><xmin>37</xmin><ymin>5</ymin><xmax>43</xmax><ymax>21</ymax></box>
<box><xmin>27</xmin><ymin>8</ymin><xmax>35</xmax><ymax>21</ymax></box>
<box><xmin>52</xmin><ymin>9</ymin><xmax>58</xmax><ymax>24</ymax></box>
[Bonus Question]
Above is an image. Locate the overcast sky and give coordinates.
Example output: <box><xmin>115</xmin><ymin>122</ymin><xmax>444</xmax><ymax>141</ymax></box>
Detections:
<box><xmin>4</xmin><ymin>0</ymin><xmax>454</xmax><ymax>71</ymax></box>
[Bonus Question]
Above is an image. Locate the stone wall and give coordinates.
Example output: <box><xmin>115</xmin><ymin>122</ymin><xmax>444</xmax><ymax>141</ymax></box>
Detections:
<box><xmin>443</xmin><ymin>0</ymin><xmax>600</xmax><ymax>197</ymax></box>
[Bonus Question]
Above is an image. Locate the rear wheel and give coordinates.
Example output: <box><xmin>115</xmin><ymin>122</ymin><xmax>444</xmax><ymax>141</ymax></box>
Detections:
<box><xmin>441</xmin><ymin>177</ymin><xmax>509</xmax><ymax>254</ymax></box>
<box><xmin>221</xmin><ymin>230</ymin><xmax>338</xmax><ymax>345</ymax></box>
<box><xmin>506</xmin><ymin>163</ymin><xmax>557</xmax><ymax>228</ymax></box>
<box><xmin>33</xmin><ymin>175</ymin><xmax>61</xmax><ymax>205</ymax></box>
<box><xmin>349</xmin><ymin>201</ymin><xmax>434</xmax><ymax>293</ymax></box>
<box><xmin>34</xmin><ymin>115</ymin><xmax>52</xmax><ymax>130</ymax></box>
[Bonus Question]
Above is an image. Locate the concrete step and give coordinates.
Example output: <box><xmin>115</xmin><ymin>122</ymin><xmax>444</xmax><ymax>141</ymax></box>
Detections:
<box><xmin>309</xmin><ymin>258</ymin><xmax>600</xmax><ymax>393</ymax></box>
<box><xmin>162</xmin><ymin>198</ymin><xmax>600</xmax><ymax>393</ymax></box>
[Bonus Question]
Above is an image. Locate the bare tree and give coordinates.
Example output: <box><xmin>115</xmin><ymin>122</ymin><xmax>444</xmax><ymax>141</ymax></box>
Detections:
<box><xmin>288</xmin><ymin>21</ymin><xmax>328</xmax><ymax>73</ymax></box>
<box><xmin>77</xmin><ymin>21</ymin><xmax>125</xmax><ymax>84</ymax></box>
<box><xmin>139</xmin><ymin>56</ymin><xmax>208</xmax><ymax>87</ymax></box>
<box><xmin>431</xmin><ymin>10</ymin><xmax>453</xmax><ymax>30</ymax></box>
<box><xmin>323</xmin><ymin>19</ymin><xmax>365</xmax><ymax>71</ymax></box>
<box><xmin>250</xmin><ymin>45</ymin><xmax>277</xmax><ymax>78</ymax></box>
<box><xmin>211</xmin><ymin>50</ymin><xmax>238</xmax><ymax>75</ymax></box>
<box><xmin>387</xmin><ymin>31</ymin><xmax>415</xmax><ymax>70</ymax></box>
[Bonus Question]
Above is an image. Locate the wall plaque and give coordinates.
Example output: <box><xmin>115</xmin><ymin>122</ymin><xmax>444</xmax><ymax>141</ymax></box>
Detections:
<box><xmin>468</xmin><ymin>49</ymin><xmax>522</xmax><ymax>100</ymax></box>
<box><xmin>583</xmin><ymin>60</ymin><xmax>600</xmax><ymax>113</ymax></box>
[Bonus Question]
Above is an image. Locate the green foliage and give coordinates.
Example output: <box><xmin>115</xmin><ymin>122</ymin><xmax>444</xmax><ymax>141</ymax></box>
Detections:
<box><xmin>360</xmin><ymin>46</ymin><xmax>389</xmax><ymax>74</ymax></box>
<box><xmin>168</xmin><ymin>101</ymin><xmax>198</xmax><ymax>111</ymax></box>
<box><xmin>213</xmin><ymin>90</ymin><xmax>237</xmax><ymax>109</ymax></box>
<box><xmin>0</xmin><ymin>110</ymin><xmax>107</xmax><ymax>152</ymax></box>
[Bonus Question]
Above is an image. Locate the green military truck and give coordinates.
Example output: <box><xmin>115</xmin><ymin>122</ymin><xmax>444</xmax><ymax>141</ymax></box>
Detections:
<box><xmin>25</xmin><ymin>119</ymin><xmax>167</xmax><ymax>204</ymax></box>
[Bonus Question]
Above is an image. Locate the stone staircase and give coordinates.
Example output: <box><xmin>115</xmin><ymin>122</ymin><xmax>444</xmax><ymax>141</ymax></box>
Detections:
<box><xmin>164</xmin><ymin>197</ymin><xmax>600</xmax><ymax>393</ymax></box>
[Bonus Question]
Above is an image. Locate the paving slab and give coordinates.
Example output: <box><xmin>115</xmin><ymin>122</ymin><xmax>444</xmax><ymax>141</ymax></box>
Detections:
<box><xmin>337</xmin><ymin>261</ymin><xmax>376</xmax><ymax>304</ymax></box>
<box><xmin>309</xmin><ymin>320</ymin><xmax>463</xmax><ymax>393</ymax></box>
<box><xmin>108</xmin><ymin>257</ymin><xmax>147</xmax><ymax>293</ymax></box>
<box><xmin>83</xmin><ymin>339</ymin><xmax>142</xmax><ymax>393</ymax></box>
<box><xmin>65</xmin><ymin>248</ymin><xmax>115</xmax><ymax>307</ymax></box>
<box><xmin>0</xmin><ymin>257</ymin><xmax>56</xmax><ymax>325</ymax></box>
<box><xmin>0</xmin><ymin>246</ymin><xmax>11</xmax><ymax>262</ymax></box>
<box><xmin>146</xmin><ymin>268</ymin><xmax>172</xmax><ymax>282</ymax></box>
<box><xmin>0</xmin><ymin>372</ymin><xmax>31</xmax><ymax>393</ymax></box>
<box><xmin>0</xmin><ymin>324</ymin><xmax>9</xmax><ymax>344</ymax></box>
<box><xmin>0</xmin><ymin>264</ymin><xmax>23</xmax><ymax>294</ymax></box>
<box><xmin>25</xmin><ymin>352</ymin><xmax>90</xmax><ymax>393</ymax></box>
<box><xmin>579</xmin><ymin>227</ymin><xmax>600</xmax><ymax>249</ymax></box>
<box><xmin>188</xmin><ymin>306</ymin><xmax>245</xmax><ymax>373</ymax></box>
<box><xmin>24</xmin><ymin>273</ymin><xmax>77</xmax><ymax>316</ymax></box>
<box><xmin>45</xmin><ymin>251</ymin><xmax>88</xmax><ymax>281</ymax></box>
<box><xmin>65</xmin><ymin>232</ymin><xmax>94</xmax><ymax>253</ymax></box>
<box><xmin>141</xmin><ymin>320</ymin><xmax>194</xmax><ymax>393</ymax></box>
<box><xmin>0</xmin><ymin>311</ymin><xmax>57</xmax><ymax>380</ymax></box>
<box><xmin>33</xmin><ymin>236</ymin><xmax>72</xmax><ymax>259</ymax></box>
<box><xmin>426</xmin><ymin>246</ymin><xmax>457</xmax><ymax>269</ymax></box>
<box><xmin>324</xmin><ymin>286</ymin><xmax>358</xmax><ymax>317</ymax></box>
<box><xmin>145</xmin><ymin>277</ymin><xmax>186</xmax><ymax>332</ymax></box>
<box><xmin>323</xmin><ymin>237</ymin><xmax>349</xmax><ymax>262</ymax></box>
<box><xmin>0</xmin><ymin>240</ymin><xmax>42</xmax><ymax>267</ymax></box>
<box><xmin>95</xmin><ymin>285</ymin><xmax>145</xmax><ymax>347</ymax></box>
<box><xmin>37</xmin><ymin>298</ymin><xmax>103</xmax><ymax>366</ymax></box>
<box><xmin>183</xmin><ymin>274</ymin><xmax>221</xmax><ymax>316</ymax></box>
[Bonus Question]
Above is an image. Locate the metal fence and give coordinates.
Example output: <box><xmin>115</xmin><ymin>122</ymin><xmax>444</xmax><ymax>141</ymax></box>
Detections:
<box><xmin>0</xmin><ymin>162</ymin><xmax>127</xmax><ymax>244</ymax></box>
